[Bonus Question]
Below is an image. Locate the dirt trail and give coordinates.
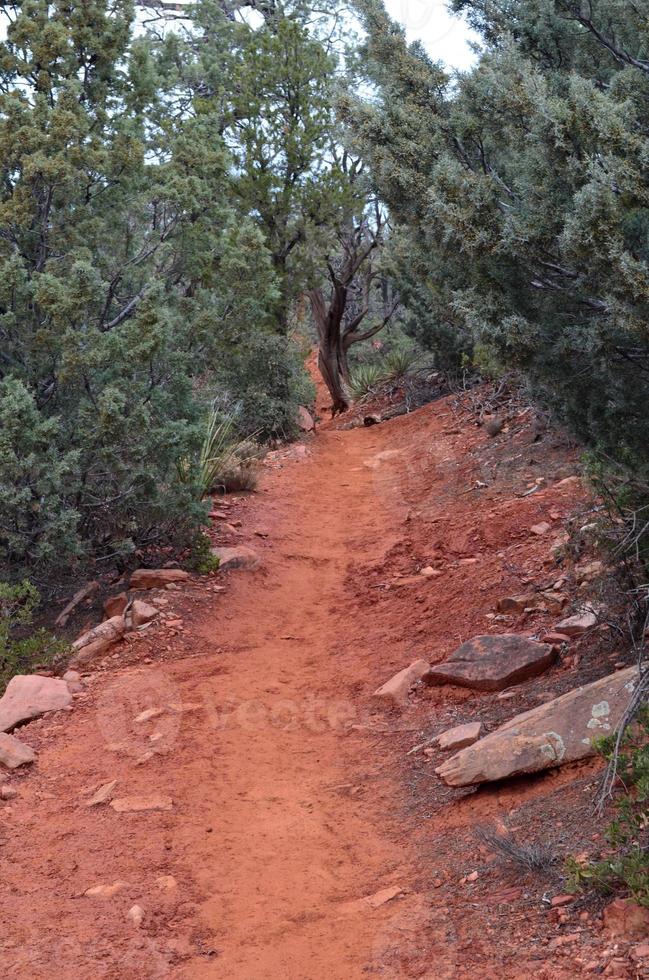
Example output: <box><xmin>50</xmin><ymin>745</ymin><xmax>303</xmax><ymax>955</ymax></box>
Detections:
<box><xmin>1</xmin><ymin>383</ymin><xmax>608</xmax><ymax>979</ymax></box>
<box><xmin>0</xmin><ymin>414</ymin><xmax>444</xmax><ymax>979</ymax></box>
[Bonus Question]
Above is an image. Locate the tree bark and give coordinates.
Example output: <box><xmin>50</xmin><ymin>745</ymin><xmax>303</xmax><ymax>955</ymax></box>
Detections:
<box><xmin>308</xmin><ymin>286</ymin><xmax>352</xmax><ymax>415</ymax></box>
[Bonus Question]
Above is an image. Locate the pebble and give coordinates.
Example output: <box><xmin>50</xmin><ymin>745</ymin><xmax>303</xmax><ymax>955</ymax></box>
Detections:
<box><xmin>127</xmin><ymin>904</ymin><xmax>144</xmax><ymax>927</ymax></box>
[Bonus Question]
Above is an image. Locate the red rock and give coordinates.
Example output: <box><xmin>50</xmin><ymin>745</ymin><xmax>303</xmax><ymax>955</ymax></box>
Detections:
<box><xmin>211</xmin><ymin>546</ymin><xmax>261</xmax><ymax>572</ymax></box>
<box><xmin>0</xmin><ymin>732</ymin><xmax>37</xmax><ymax>768</ymax></box>
<box><xmin>103</xmin><ymin>592</ymin><xmax>128</xmax><ymax>619</ymax></box>
<box><xmin>0</xmin><ymin>675</ymin><xmax>72</xmax><ymax>732</ymax></box>
<box><xmin>603</xmin><ymin>898</ymin><xmax>649</xmax><ymax>939</ymax></box>
<box><xmin>556</xmin><ymin>607</ymin><xmax>599</xmax><ymax>637</ymax></box>
<box><xmin>297</xmin><ymin>406</ymin><xmax>315</xmax><ymax>432</ymax></box>
<box><xmin>551</xmin><ymin>894</ymin><xmax>575</xmax><ymax>908</ymax></box>
<box><xmin>497</xmin><ymin>595</ymin><xmax>535</xmax><ymax>615</ymax></box>
<box><xmin>543</xmin><ymin>632</ymin><xmax>572</xmax><ymax>645</ymax></box>
<box><xmin>424</xmin><ymin>635</ymin><xmax>556</xmax><ymax>692</ymax></box>
<box><xmin>436</xmin><ymin>666</ymin><xmax>637</xmax><ymax>787</ymax></box>
<box><xmin>436</xmin><ymin>722</ymin><xmax>482</xmax><ymax>751</ymax></box>
<box><xmin>130</xmin><ymin>600</ymin><xmax>159</xmax><ymax>628</ymax></box>
<box><xmin>110</xmin><ymin>795</ymin><xmax>173</xmax><ymax>813</ymax></box>
<box><xmin>129</xmin><ymin>568</ymin><xmax>189</xmax><ymax>590</ymax></box>
<box><xmin>531</xmin><ymin>522</ymin><xmax>552</xmax><ymax>535</ymax></box>
<box><xmin>373</xmin><ymin>660</ymin><xmax>430</xmax><ymax>708</ymax></box>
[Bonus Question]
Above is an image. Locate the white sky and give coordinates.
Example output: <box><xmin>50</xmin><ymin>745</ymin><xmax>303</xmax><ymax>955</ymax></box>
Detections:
<box><xmin>384</xmin><ymin>0</ymin><xmax>480</xmax><ymax>71</ymax></box>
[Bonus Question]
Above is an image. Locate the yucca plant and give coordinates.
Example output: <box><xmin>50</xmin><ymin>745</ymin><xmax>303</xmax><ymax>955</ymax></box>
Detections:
<box><xmin>383</xmin><ymin>346</ymin><xmax>419</xmax><ymax>380</ymax></box>
<box><xmin>179</xmin><ymin>409</ymin><xmax>260</xmax><ymax>499</ymax></box>
<box><xmin>350</xmin><ymin>363</ymin><xmax>387</xmax><ymax>399</ymax></box>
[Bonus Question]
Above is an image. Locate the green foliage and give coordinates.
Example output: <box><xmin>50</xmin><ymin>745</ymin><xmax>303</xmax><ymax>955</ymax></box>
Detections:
<box><xmin>0</xmin><ymin>581</ymin><xmax>67</xmax><ymax>693</ymax></box>
<box><xmin>185</xmin><ymin>533</ymin><xmax>220</xmax><ymax>576</ymax></box>
<box><xmin>350</xmin><ymin>362</ymin><xmax>386</xmax><ymax>398</ymax></box>
<box><xmin>349</xmin><ymin>0</ymin><xmax>649</xmax><ymax>472</ymax></box>
<box><xmin>0</xmin><ymin>0</ymin><xmax>331</xmax><ymax>588</ymax></box>
<box><xmin>567</xmin><ymin>709</ymin><xmax>649</xmax><ymax>905</ymax></box>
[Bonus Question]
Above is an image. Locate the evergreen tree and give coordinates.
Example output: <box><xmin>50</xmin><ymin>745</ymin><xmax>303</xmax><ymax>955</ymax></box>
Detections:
<box><xmin>350</xmin><ymin>0</ymin><xmax>649</xmax><ymax>474</ymax></box>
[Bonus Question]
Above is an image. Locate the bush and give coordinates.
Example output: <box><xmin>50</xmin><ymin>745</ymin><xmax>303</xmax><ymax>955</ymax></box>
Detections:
<box><xmin>0</xmin><ymin>581</ymin><xmax>68</xmax><ymax>693</ymax></box>
<box><xmin>185</xmin><ymin>533</ymin><xmax>220</xmax><ymax>575</ymax></box>
<box><xmin>350</xmin><ymin>362</ymin><xmax>386</xmax><ymax>399</ymax></box>
<box><xmin>567</xmin><ymin>707</ymin><xmax>649</xmax><ymax>906</ymax></box>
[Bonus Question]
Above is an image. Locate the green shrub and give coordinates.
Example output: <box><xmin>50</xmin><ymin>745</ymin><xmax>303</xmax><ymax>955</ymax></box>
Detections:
<box><xmin>567</xmin><ymin>707</ymin><xmax>649</xmax><ymax>906</ymax></box>
<box><xmin>0</xmin><ymin>581</ymin><xmax>68</xmax><ymax>693</ymax></box>
<box><xmin>383</xmin><ymin>345</ymin><xmax>419</xmax><ymax>379</ymax></box>
<box><xmin>185</xmin><ymin>533</ymin><xmax>220</xmax><ymax>575</ymax></box>
<box><xmin>350</xmin><ymin>362</ymin><xmax>387</xmax><ymax>399</ymax></box>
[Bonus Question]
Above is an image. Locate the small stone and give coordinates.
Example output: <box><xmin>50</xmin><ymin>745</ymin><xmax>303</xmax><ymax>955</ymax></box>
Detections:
<box><xmin>131</xmin><ymin>600</ymin><xmax>159</xmax><ymax>628</ymax></box>
<box><xmin>110</xmin><ymin>795</ymin><xmax>173</xmax><ymax>813</ymax></box>
<box><xmin>0</xmin><ymin>732</ymin><xmax>37</xmax><ymax>769</ymax></box>
<box><xmin>556</xmin><ymin>607</ymin><xmax>599</xmax><ymax>637</ymax></box>
<box><xmin>297</xmin><ymin>406</ymin><xmax>315</xmax><ymax>432</ymax></box>
<box><xmin>531</xmin><ymin>522</ymin><xmax>552</xmax><ymax>535</ymax></box>
<box><xmin>156</xmin><ymin>875</ymin><xmax>178</xmax><ymax>891</ymax></box>
<box><xmin>103</xmin><ymin>593</ymin><xmax>129</xmax><ymax>619</ymax></box>
<box><xmin>420</xmin><ymin>567</ymin><xmax>442</xmax><ymax>578</ymax></box>
<box><xmin>373</xmin><ymin>659</ymin><xmax>430</xmax><ymax>708</ymax></box>
<box><xmin>85</xmin><ymin>779</ymin><xmax>117</xmax><ymax>807</ymax></box>
<box><xmin>127</xmin><ymin>904</ymin><xmax>144</xmax><ymax>927</ymax></box>
<box><xmin>211</xmin><ymin>546</ymin><xmax>261</xmax><ymax>572</ymax></box>
<box><xmin>134</xmin><ymin>707</ymin><xmax>165</xmax><ymax>724</ymax></box>
<box><xmin>363</xmin><ymin>885</ymin><xmax>405</xmax><ymax>909</ymax></box>
<box><xmin>85</xmin><ymin>881</ymin><xmax>127</xmax><ymax>899</ymax></box>
<box><xmin>551</xmin><ymin>894</ymin><xmax>575</xmax><ymax>908</ymax></box>
<box><xmin>632</xmin><ymin>944</ymin><xmax>649</xmax><ymax>961</ymax></box>
<box><xmin>436</xmin><ymin>722</ymin><xmax>482</xmax><ymax>751</ymax></box>
<box><xmin>466</xmin><ymin>871</ymin><xmax>479</xmax><ymax>882</ymax></box>
<box><xmin>497</xmin><ymin>595</ymin><xmax>535</xmax><ymax>615</ymax></box>
<box><xmin>0</xmin><ymin>785</ymin><xmax>18</xmax><ymax>800</ymax></box>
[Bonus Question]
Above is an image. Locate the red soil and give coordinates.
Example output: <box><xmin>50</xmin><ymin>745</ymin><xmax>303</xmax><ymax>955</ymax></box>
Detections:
<box><xmin>0</xmin><ymin>380</ymin><xmax>639</xmax><ymax>978</ymax></box>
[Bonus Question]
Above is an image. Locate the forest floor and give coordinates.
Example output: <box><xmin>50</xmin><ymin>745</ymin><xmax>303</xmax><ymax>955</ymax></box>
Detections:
<box><xmin>1</xmin><ymin>372</ymin><xmax>645</xmax><ymax>979</ymax></box>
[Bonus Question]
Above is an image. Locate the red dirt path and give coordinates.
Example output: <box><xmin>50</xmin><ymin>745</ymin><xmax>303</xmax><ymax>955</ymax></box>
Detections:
<box><xmin>0</xmin><ymin>383</ymin><xmax>635</xmax><ymax>978</ymax></box>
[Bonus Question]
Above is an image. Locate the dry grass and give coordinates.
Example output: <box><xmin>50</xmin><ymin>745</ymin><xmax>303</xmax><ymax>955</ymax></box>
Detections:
<box><xmin>475</xmin><ymin>825</ymin><xmax>556</xmax><ymax>873</ymax></box>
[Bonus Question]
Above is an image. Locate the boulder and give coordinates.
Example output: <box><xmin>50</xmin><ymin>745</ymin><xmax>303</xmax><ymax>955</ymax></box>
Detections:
<box><xmin>71</xmin><ymin>615</ymin><xmax>125</xmax><ymax>667</ymax></box>
<box><xmin>103</xmin><ymin>592</ymin><xmax>129</xmax><ymax>619</ymax></box>
<box><xmin>129</xmin><ymin>568</ymin><xmax>189</xmax><ymax>590</ymax></box>
<box><xmin>297</xmin><ymin>406</ymin><xmax>315</xmax><ymax>432</ymax></box>
<box><xmin>555</xmin><ymin>606</ymin><xmax>599</xmax><ymax>637</ymax></box>
<box><xmin>130</xmin><ymin>600</ymin><xmax>159</xmax><ymax>628</ymax></box>
<box><xmin>436</xmin><ymin>666</ymin><xmax>637</xmax><ymax>787</ymax></box>
<box><xmin>373</xmin><ymin>659</ymin><xmax>430</xmax><ymax>708</ymax></box>
<box><xmin>0</xmin><ymin>675</ymin><xmax>72</xmax><ymax>733</ymax></box>
<box><xmin>423</xmin><ymin>635</ymin><xmax>556</xmax><ymax>692</ymax></box>
<box><xmin>211</xmin><ymin>546</ymin><xmax>261</xmax><ymax>572</ymax></box>
<box><xmin>0</xmin><ymin>732</ymin><xmax>37</xmax><ymax>769</ymax></box>
<box><xmin>436</xmin><ymin>722</ymin><xmax>482</xmax><ymax>751</ymax></box>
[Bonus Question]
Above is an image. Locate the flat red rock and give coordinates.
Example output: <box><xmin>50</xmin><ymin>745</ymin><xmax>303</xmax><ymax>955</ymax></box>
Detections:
<box><xmin>129</xmin><ymin>568</ymin><xmax>189</xmax><ymax>590</ymax></box>
<box><xmin>423</xmin><ymin>634</ymin><xmax>556</xmax><ymax>692</ymax></box>
<box><xmin>0</xmin><ymin>675</ymin><xmax>72</xmax><ymax>733</ymax></box>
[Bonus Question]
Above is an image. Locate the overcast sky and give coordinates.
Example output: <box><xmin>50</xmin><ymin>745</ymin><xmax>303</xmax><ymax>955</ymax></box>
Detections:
<box><xmin>384</xmin><ymin>0</ymin><xmax>480</xmax><ymax>71</ymax></box>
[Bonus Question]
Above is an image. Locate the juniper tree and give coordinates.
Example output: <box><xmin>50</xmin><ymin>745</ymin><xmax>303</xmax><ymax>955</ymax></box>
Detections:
<box><xmin>350</xmin><ymin>0</ymin><xmax>649</xmax><ymax>472</ymax></box>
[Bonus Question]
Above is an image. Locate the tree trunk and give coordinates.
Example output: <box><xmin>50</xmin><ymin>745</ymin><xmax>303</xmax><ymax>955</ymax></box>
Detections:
<box><xmin>308</xmin><ymin>286</ymin><xmax>352</xmax><ymax>416</ymax></box>
<box><xmin>318</xmin><ymin>338</ymin><xmax>351</xmax><ymax>416</ymax></box>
